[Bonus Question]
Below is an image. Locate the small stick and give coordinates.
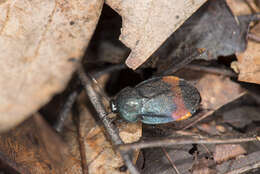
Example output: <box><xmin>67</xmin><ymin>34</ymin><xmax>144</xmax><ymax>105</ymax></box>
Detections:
<box><xmin>78</xmin><ymin>131</ymin><xmax>89</xmax><ymax>174</ymax></box>
<box><xmin>248</xmin><ymin>13</ymin><xmax>260</xmax><ymax>22</ymax></box>
<box><xmin>161</xmin><ymin>148</ymin><xmax>181</xmax><ymax>174</ymax></box>
<box><xmin>245</xmin><ymin>0</ymin><xmax>259</xmax><ymax>14</ymax></box>
<box><xmin>118</xmin><ymin>136</ymin><xmax>258</xmax><ymax>152</ymax></box>
<box><xmin>54</xmin><ymin>90</ymin><xmax>79</xmax><ymax>132</ymax></box>
<box><xmin>187</xmin><ymin>64</ymin><xmax>237</xmax><ymax>77</ymax></box>
<box><xmin>182</xmin><ymin>110</ymin><xmax>215</xmax><ymax>130</ymax></box>
<box><xmin>161</xmin><ymin>49</ymin><xmax>204</xmax><ymax>75</ymax></box>
<box><xmin>248</xmin><ymin>33</ymin><xmax>260</xmax><ymax>43</ymax></box>
<box><xmin>78</xmin><ymin>65</ymin><xmax>140</xmax><ymax>174</ymax></box>
<box><xmin>74</xmin><ymin>109</ymin><xmax>89</xmax><ymax>174</ymax></box>
<box><xmin>225</xmin><ymin>160</ymin><xmax>260</xmax><ymax>174</ymax></box>
<box><xmin>54</xmin><ymin>64</ymin><xmax>126</xmax><ymax>132</ymax></box>
<box><xmin>199</xmin><ymin>144</ymin><xmax>211</xmax><ymax>157</ymax></box>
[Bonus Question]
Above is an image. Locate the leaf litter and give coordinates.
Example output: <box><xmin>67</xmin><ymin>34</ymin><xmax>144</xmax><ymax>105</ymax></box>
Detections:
<box><xmin>1</xmin><ymin>0</ymin><xmax>260</xmax><ymax>174</ymax></box>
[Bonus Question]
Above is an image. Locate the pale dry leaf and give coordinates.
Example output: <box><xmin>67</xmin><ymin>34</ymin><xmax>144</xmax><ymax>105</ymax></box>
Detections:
<box><xmin>236</xmin><ymin>23</ymin><xmax>260</xmax><ymax>84</ymax></box>
<box><xmin>192</xmin><ymin>157</ymin><xmax>216</xmax><ymax>174</ymax></box>
<box><xmin>214</xmin><ymin>144</ymin><xmax>246</xmax><ymax>163</ymax></box>
<box><xmin>227</xmin><ymin>0</ymin><xmax>260</xmax><ymax>84</ymax></box>
<box><xmin>195</xmin><ymin>74</ymin><xmax>244</xmax><ymax>109</ymax></box>
<box><xmin>105</xmin><ymin>0</ymin><xmax>208</xmax><ymax>69</ymax></box>
<box><xmin>63</xmin><ymin>100</ymin><xmax>142</xmax><ymax>174</ymax></box>
<box><xmin>63</xmin><ymin>74</ymin><xmax>142</xmax><ymax>174</ymax></box>
<box><xmin>0</xmin><ymin>0</ymin><xmax>103</xmax><ymax>131</ymax></box>
<box><xmin>85</xmin><ymin>123</ymin><xmax>141</xmax><ymax>174</ymax></box>
<box><xmin>226</xmin><ymin>0</ymin><xmax>258</xmax><ymax>15</ymax></box>
<box><xmin>176</xmin><ymin>69</ymin><xmax>244</xmax><ymax>109</ymax></box>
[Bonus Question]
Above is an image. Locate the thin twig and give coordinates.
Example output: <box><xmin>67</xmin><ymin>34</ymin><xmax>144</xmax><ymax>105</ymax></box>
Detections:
<box><xmin>245</xmin><ymin>0</ymin><xmax>259</xmax><ymax>14</ymax></box>
<box><xmin>199</xmin><ymin>144</ymin><xmax>211</xmax><ymax>157</ymax></box>
<box><xmin>182</xmin><ymin>110</ymin><xmax>215</xmax><ymax>130</ymax></box>
<box><xmin>187</xmin><ymin>64</ymin><xmax>237</xmax><ymax>77</ymax></box>
<box><xmin>238</xmin><ymin>13</ymin><xmax>260</xmax><ymax>22</ymax></box>
<box><xmin>248</xmin><ymin>33</ymin><xmax>260</xmax><ymax>43</ymax></box>
<box><xmin>74</xmin><ymin>111</ymin><xmax>88</xmax><ymax>174</ymax></box>
<box><xmin>161</xmin><ymin>148</ymin><xmax>180</xmax><ymax>174</ymax></box>
<box><xmin>78</xmin><ymin>134</ymin><xmax>89</xmax><ymax>174</ymax></box>
<box><xmin>54</xmin><ymin>64</ymin><xmax>126</xmax><ymax>132</ymax></box>
<box><xmin>225</xmin><ymin>160</ymin><xmax>260</xmax><ymax>174</ymax></box>
<box><xmin>161</xmin><ymin>49</ymin><xmax>204</xmax><ymax>75</ymax></box>
<box><xmin>241</xmin><ymin>13</ymin><xmax>260</xmax><ymax>24</ymax></box>
<box><xmin>77</xmin><ymin>65</ymin><xmax>140</xmax><ymax>174</ymax></box>
<box><xmin>54</xmin><ymin>90</ymin><xmax>79</xmax><ymax>132</ymax></box>
<box><xmin>118</xmin><ymin>136</ymin><xmax>257</xmax><ymax>152</ymax></box>
<box><xmin>248</xmin><ymin>13</ymin><xmax>260</xmax><ymax>22</ymax></box>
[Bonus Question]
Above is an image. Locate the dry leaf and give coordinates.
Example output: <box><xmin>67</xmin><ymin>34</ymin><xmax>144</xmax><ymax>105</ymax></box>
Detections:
<box><xmin>227</xmin><ymin>0</ymin><xmax>260</xmax><ymax>84</ymax></box>
<box><xmin>214</xmin><ymin>144</ymin><xmax>246</xmax><ymax>163</ymax></box>
<box><xmin>0</xmin><ymin>0</ymin><xmax>103</xmax><ymax>131</ymax></box>
<box><xmin>176</xmin><ymin>69</ymin><xmax>244</xmax><ymax>109</ymax></box>
<box><xmin>151</xmin><ymin>0</ymin><xmax>248</xmax><ymax>73</ymax></box>
<box><xmin>0</xmin><ymin>114</ymin><xmax>82</xmax><ymax>174</ymax></box>
<box><xmin>196</xmin><ymin>74</ymin><xmax>243</xmax><ymax>109</ymax></box>
<box><xmin>236</xmin><ymin>23</ymin><xmax>260</xmax><ymax>84</ymax></box>
<box><xmin>105</xmin><ymin>0</ymin><xmax>207</xmax><ymax>69</ymax></box>
<box><xmin>196</xmin><ymin>122</ymin><xmax>220</xmax><ymax>135</ymax></box>
<box><xmin>192</xmin><ymin>157</ymin><xmax>216</xmax><ymax>174</ymax></box>
<box><xmin>85</xmin><ymin>123</ymin><xmax>141</xmax><ymax>174</ymax></box>
<box><xmin>63</xmin><ymin>99</ymin><xmax>142</xmax><ymax>174</ymax></box>
<box><xmin>216</xmin><ymin>151</ymin><xmax>260</xmax><ymax>173</ymax></box>
<box><xmin>226</xmin><ymin>0</ymin><xmax>258</xmax><ymax>15</ymax></box>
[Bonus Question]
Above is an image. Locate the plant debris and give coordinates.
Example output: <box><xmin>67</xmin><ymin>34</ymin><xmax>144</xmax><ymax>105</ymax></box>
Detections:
<box><xmin>105</xmin><ymin>0</ymin><xmax>207</xmax><ymax>69</ymax></box>
<box><xmin>0</xmin><ymin>0</ymin><xmax>103</xmax><ymax>131</ymax></box>
<box><xmin>0</xmin><ymin>114</ymin><xmax>82</xmax><ymax>174</ymax></box>
<box><xmin>1</xmin><ymin>0</ymin><xmax>260</xmax><ymax>174</ymax></box>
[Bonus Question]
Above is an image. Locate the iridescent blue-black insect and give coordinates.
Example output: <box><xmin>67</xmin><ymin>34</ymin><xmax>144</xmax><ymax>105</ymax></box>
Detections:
<box><xmin>110</xmin><ymin>76</ymin><xmax>201</xmax><ymax>124</ymax></box>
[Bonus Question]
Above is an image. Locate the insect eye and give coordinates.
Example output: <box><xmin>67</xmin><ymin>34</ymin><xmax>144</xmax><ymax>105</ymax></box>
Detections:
<box><xmin>110</xmin><ymin>100</ymin><xmax>118</xmax><ymax>113</ymax></box>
